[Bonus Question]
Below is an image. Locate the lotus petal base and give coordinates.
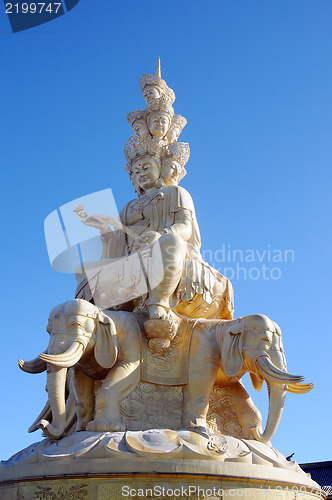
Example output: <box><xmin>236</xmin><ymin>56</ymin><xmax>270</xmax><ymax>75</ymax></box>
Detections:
<box><xmin>0</xmin><ymin>431</ymin><xmax>324</xmax><ymax>499</ymax></box>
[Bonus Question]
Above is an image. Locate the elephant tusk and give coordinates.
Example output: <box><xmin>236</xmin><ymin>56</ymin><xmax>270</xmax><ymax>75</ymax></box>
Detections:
<box><xmin>39</xmin><ymin>341</ymin><xmax>84</xmax><ymax>368</ymax></box>
<box><xmin>256</xmin><ymin>356</ymin><xmax>305</xmax><ymax>384</ymax></box>
<box><xmin>18</xmin><ymin>352</ymin><xmax>47</xmax><ymax>373</ymax></box>
<box><xmin>287</xmin><ymin>382</ymin><xmax>314</xmax><ymax>394</ymax></box>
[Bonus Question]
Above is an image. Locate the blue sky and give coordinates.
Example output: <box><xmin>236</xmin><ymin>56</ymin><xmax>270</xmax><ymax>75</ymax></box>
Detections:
<box><xmin>1</xmin><ymin>0</ymin><xmax>331</xmax><ymax>465</ymax></box>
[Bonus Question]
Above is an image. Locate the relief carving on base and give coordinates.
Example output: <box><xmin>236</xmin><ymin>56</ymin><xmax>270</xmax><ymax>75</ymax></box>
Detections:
<box><xmin>120</xmin><ymin>382</ymin><xmax>246</xmax><ymax>438</ymax></box>
<box><xmin>121</xmin><ymin>382</ymin><xmax>183</xmax><ymax>431</ymax></box>
<box><xmin>34</xmin><ymin>484</ymin><xmax>88</xmax><ymax>500</ymax></box>
<box><xmin>207</xmin><ymin>386</ymin><xmax>247</xmax><ymax>439</ymax></box>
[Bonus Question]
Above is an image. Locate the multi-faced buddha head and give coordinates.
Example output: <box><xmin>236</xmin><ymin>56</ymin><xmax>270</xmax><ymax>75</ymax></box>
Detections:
<box><xmin>160</xmin><ymin>158</ymin><xmax>181</xmax><ymax>187</ymax></box>
<box><xmin>161</xmin><ymin>142</ymin><xmax>190</xmax><ymax>186</ymax></box>
<box><xmin>166</xmin><ymin>114</ymin><xmax>187</xmax><ymax>144</ymax></box>
<box><xmin>142</xmin><ymin>85</ymin><xmax>163</xmax><ymax>103</ymax></box>
<box><xmin>139</xmin><ymin>74</ymin><xmax>175</xmax><ymax>105</ymax></box>
<box><xmin>127</xmin><ymin>110</ymin><xmax>149</xmax><ymax>140</ymax></box>
<box><xmin>148</xmin><ymin>113</ymin><xmax>171</xmax><ymax>139</ymax></box>
<box><xmin>131</xmin><ymin>156</ymin><xmax>161</xmax><ymax>192</ymax></box>
<box><xmin>145</xmin><ymin>98</ymin><xmax>174</xmax><ymax>142</ymax></box>
<box><xmin>124</xmin><ymin>136</ymin><xmax>163</xmax><ymax>195</ymax></box>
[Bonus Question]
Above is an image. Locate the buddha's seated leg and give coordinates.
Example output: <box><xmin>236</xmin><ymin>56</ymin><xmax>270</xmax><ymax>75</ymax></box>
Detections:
<box><xmin>146</xmin><ymin>233</ymin><xmax>186</xmax><ymax>319</ymax></box>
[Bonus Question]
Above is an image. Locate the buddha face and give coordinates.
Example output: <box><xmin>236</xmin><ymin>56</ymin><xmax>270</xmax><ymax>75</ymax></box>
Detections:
<box><xmin>167</xmin><ymin>125</ymin><xmax>181</xmax><ymax>144</ymax></box>
<box><xmin>143</xmin><ymin>85</ymin><xmax>162</xmax><ymax>103</ymax></box>
<box><xmin>132</xmin><ymin>156</ymin><xmax>160</xmax><ymax>191</ymax></box>
<box><xmin>161</xmin><ymin>159</ymin><xmax>181</xmax><ymax>186</ymax></box>
<box><xmin>133</xmin><ymin>119</ymin><xmax>149</xmax><ymax>139</ymax></box>
<box><xmin>148</xmin><ymin>113</ymin><xmax>171</xmax><ymax>139</ymax></box>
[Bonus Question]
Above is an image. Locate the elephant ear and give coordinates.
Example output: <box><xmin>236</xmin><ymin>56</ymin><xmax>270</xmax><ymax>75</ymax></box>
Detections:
<box><xmin>94</xmin><ymin>312</ymin><xmax>118</xmax><ymax>369</ymax></box>
<box><xmin>250</xmin><ymin>373</ymin><xmax>263</xmax><ymax>392</ymax></box>
<box><xmin>218</xmin><ymin>321</ymin><xmax>244</xmax><ymax>377</ymax></box>
<box><xmin>273</xmin><ymin>321</ymin><xmax>282</xmax><ymax>337</ymax></box>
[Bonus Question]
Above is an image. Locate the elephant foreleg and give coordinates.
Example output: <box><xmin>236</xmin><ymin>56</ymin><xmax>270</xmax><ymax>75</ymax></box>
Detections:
<box><xmin>87</xmin><ymin>359</ymin><xmax>140</xmax><ymax>432</ymax></box>
<box><xmin>71</xmin><ymin>366</ymin><xmax>95</xmax><ymax>431</ymax></box>
<box><xmin>182</xmin><ymin>331</ymin><xmax>219</xmax><ymax>433</ymax></box>
<box><xmin>225</xmin><ymin>381</ymin><xmax>262</xmax><ymax>439</ymax></box>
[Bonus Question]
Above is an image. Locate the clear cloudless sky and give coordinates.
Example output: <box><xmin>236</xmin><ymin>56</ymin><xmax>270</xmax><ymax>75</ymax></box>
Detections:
<box><xmin>1</xmin><ymin>0</ymin><xmax>331</xmax><ymax>465</ymax></box>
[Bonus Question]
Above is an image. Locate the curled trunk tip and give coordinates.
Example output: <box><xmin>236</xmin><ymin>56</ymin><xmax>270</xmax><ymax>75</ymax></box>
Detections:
<box><xmin>38</xmin><ymin>419</ymin><xmax>65</xmax><ymax>439</ymax></box>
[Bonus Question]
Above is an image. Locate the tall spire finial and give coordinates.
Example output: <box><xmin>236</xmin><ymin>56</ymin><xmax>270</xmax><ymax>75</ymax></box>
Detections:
<box><xmin>156</xmin><ymin>57</ymin><xmax>161</xmax><ymax>78</ymax></box>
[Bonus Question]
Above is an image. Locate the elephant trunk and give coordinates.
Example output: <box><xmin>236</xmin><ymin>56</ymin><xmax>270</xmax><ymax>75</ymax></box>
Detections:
<box><xmin>250</xmin><ymin>354</ymin><xmax>313</xmax><ymax>443</ymax></box>
<box><xmin>250</xmin><ymin>378</ymin><xmax>286</xmax><ymax>443</ymax></box>
<box><xmin>39</xmin><ymin>365</ymin><xmax>67</xmax><ymax>439</ymax></box>
<box><xmin>251</xmin><ymin>354</ymin><xmax>297</xmax><ymax>443</ymax></box>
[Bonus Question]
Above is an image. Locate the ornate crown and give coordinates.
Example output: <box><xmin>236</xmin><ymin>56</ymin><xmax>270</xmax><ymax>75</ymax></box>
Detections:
<box><xmin>127</xmin><ymin>110</ymin><xmax>144</xmax><ymax>127</ymax></box>
<box><xmin>139</xmin><ymin>58</ymin><xmax>175</xmax><ymax>105</ymax></box>
<box><xmin>161</xmin><ymin>142</ymin><xmax>190</xmax><ymax>182</ymax></box>
<box><xmin>172</xmin><ymin>114</ymin><xmax>187</xmax><ymax>131</ymax></box>
<box><xmin>144</xmin><ymin>98</ymin><xmax>174</xmax><ymax>121</ymax></box>
<box><xmin>124</xmin><ymin>135</ymin><xmax>162</xmax><ymax>170</ymax></box>
<box><xmin>139</xmin><ymin>76</ymin><xmax>175</xmax><ymax>105</ymax></box>
<box><xmin>162</xmin><ymin>142</ymin><xmax>190</xmax><ymax>169</ymax></box>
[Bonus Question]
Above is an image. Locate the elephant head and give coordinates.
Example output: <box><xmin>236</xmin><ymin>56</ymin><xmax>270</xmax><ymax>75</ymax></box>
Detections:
<box><xmin>19</xmin><ymin>299</ymin><xmax>118</xmax><ymax>439</ymax></box>
<box><xmin>216</xmin><ymin>314</ymin><xmax>313</xmax><ymax>443</ymax></box>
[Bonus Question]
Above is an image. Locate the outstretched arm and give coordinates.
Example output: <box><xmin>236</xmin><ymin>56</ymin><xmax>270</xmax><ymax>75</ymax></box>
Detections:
<box><xmin>81</xmin><ymin>214</ymin><xmax>115</xmax><ymax>259</ymax></box>
<box><xmin>82</xmin><ymin>214</ymin><xmax>112</xmax><ymax>235</ymax></box>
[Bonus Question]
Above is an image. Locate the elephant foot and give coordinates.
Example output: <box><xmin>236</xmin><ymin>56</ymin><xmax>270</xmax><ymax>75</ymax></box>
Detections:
<box><xmin>86</xmin><ymin>419</ymin><xmax>125</xmax><ymax>432</ymax></box>
<box><xmin>188</xmin><ymin>422</ymin><xmax>210</xmax><ymax>438</ymax></box>
<box><xmin>75</xmin><ymin>419</ymin><xmax>90</xmax><ymax>432</ymax></box>
<box><xmin>182</xmin><ymin>416</ymin><xmax>210</xmax><ymax>437</ymax></box>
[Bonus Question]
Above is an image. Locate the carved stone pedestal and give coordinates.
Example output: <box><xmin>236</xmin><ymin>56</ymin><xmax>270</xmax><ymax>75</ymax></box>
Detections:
<box><xmin>0</xmin><ymin>473</ymin><xmax>326</xmax><ymax>500</ymax></box>
<box><xmin>0</xmin><ymin>431</ymin><xmax>324</xmax><ymax>500</ymax></box>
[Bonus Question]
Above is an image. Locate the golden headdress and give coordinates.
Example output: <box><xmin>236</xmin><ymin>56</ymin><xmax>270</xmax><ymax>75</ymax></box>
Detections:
<box><xmin>127</xmin><ymin>110</ymin><xmax>144</xmax><ymax>127</ymax></box>
<box><xmin>124</xmin><ymin>135</ymin><xmax>162</xmax><ymax>171</ymax></box>
<box><xmin>140</xmin><ymin>58</ymin><xmax>175</xmax><ymax>105</ymax></box>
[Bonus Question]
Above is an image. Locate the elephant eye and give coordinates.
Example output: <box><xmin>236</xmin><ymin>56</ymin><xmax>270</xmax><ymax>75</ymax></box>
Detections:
<box><xmin>70</xmin><ymin>321</ymin><xmax>83</xmax><ymax>327</ymax></box>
